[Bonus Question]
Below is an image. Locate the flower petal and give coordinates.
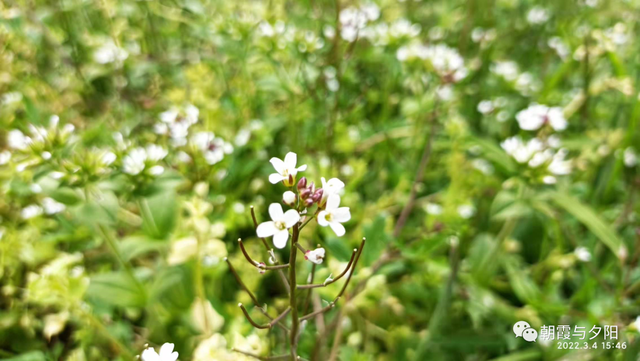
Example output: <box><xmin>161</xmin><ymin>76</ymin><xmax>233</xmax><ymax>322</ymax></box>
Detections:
<box><xmin>317</xmin><ymin>211</ymin><xmax>329</xmax><ymax>226</ymax></box>
<box><xmin>273</xmin><ymin>230</ymin><xmax>289</xmax><ymax>249</ymax></box>
<box><xmin>269</xmin><ymin>173</ymin><xmax>286</xmax><ymax>184</ymax></box>
<box><xmin>141</xmin><ymin>348</ymin><xmax>160</xmax><ymax>361</ymax></box>
<box><xmin>270</xmin><ymin>157</ymin><xmax>285</xmax><ymax>174</ymax></box>
<box><xmin>268</xmin><ymin>203</ymin><xmax>284</xmax><ymax>221</ymax></box>
<box><xmin>332</xmin><ymin>207</ymin><xmax>351</xmax><ymax>223</ymax></box>
<box><xmin>159</xmin><ymin>343</ymin><xmax>175</xmax><ymax>358</ymax></box>
<box><xmin>284</xmin><ymin>152</ymin><xmax>297</xmax><ymax>169</ymax></box>
<box><xmin>282</xmin><ymin>209</ymin><xmax>301</xmax><ymax>228</ymax></box>
<box><xmin>326</xmin><ymin>194</ymin><xmax>341</xmax><ymax>210</ymax></box>
<box><xmin>257</xmin><ymin>221</ymin><xmax>278</xmax><ymax>237</ymax></box>
<box><xmin>297</xmin><ymin>164</ymin><xmax>307</xmax><ymax>172</ymax></box>
<box><xmin>329</xmin><ymin>221</ymin><xmax>346</xmax><ymax>237</ymax></box>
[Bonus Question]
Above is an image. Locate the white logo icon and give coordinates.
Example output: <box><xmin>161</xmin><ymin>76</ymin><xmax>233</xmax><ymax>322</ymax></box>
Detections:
<box><xmin>513</xmin><ymin>321</ymin><xmax>538</xmax><ymax>342</ymax></box>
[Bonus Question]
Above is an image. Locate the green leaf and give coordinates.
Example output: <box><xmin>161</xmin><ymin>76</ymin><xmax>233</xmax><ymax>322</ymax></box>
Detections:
<box><xmin>548</xmin><ymin>192</ymin><xmax>625</xmax><ymax>258</ymax></box>
<box><xmin>86</xmin><ymin>272</ymin><xmax>146</xmax><ymax>308</ymax></box>
<box><xmin>119</xmin><ymin>236</ymin><xmax>167</xmax><ymax>261</ymax></box>
<box><xmin>140</xmin><ymin>191</ymin><xmax>177</xmax><ymax>240</ymax></box>
<box><xmin>3</xmin><ymin>352</ymin><xmax>46</xmax><ymax>361</ymax></box>
<box><xmin>502</xmin><ymin>255</ymin><xmax>541</xmax><ymax>304</ymax></box>
<box><xmin>362</xmin><ymin>215</ymin><xmax>389</xmax><ymax>266</ymax></box>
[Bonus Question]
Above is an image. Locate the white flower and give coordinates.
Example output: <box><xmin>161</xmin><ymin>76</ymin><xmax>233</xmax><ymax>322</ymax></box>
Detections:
<box><xmin>256</xmin><ymin>203</ymin><xmax>301</xmax><ymax>249</ymax></box>
<box><xmin>146</xmin><ymin>144</ymin><xmax>168</xmax><ymax>161</ymax></box>
<box><xmin>93</xmin><ymin>41</ymin><xmax>129</xmax><ymax>64</ymax></box>
<box><xmin>634</xmin><ymin>316</ymin><xmax>640</xmax><ymax>332</ymax></box>
<box><xmin>624</xmin><ymin>147</ymin><xmax>638</xmax><ymax>167</ymax></box>
<box><xmin>516</xmin><ymin>104</ymin><xmax>567</xmax><ymax>131</ymax></box>
<box><xmin>283</xmin><ymin>191</ymin><xmax>296</xmax><ymax>206</ymax></box>
<box><xmin>501</xmin><ymin>136</ymin><xmax>544</xmax><ymax>163</ymax></box>
<box><xmin>527</xmin><ymin>7</ymin><xmax>549</xmax><ymax>24</ymax></box>
<box><xmin>457</xmin><ymin>204</ymin><xmax>475</xmax><ymax>219</ymax></box>
<box><xmin>477</xmin><ymin>100</ymin><xmax>494</xmax><ymax>114</ymax></box>
<box><xmin>101</xmin><ymin>151</ymin><xmax>116</xmax><ymax>166</ymax></box>
<box><xmin>320</xmin><ymin>177</ymin><xmax>345</xmax><ymax>201</ymax></box>
<box><xmin>574</xmin><ymin>247</ymin><xmax>592</xmax><ymax>262</ymax></box>
<box><xmin>268</xmin><ymin>152</ymin><xmax>307</xmax><ymax>185</ymax></box>
<box><xmin>8</xmin><ymin>130</ymin><xmax>29</xmax><ymax>150</ymax></box>
<box><xmin>491</xmin><ymin>61</ymin><xmax>519</xmax><ymax>81</ymax></box>
<box><xmin>21</xmin><ymin>205</ymin><xmax>43</xmax><ymax>219</ymax></box>
<box><xmin>140</xmin><ymin>343</ymin><xmax>179</xmax><ymax>361</ymax></box>
<box><xmin>0</xmin><ymin>150</ymin><xmax>11</xmax><ymax>165</ymax></box>
<box><xmin>305</xmin><ymin>248</ymin><xmax>326</xmax><ymax>264</ymax></box>
<box><xmin>122</xmin><ymin>147</ymin><xmax>148</xmax><ymax>175</ymax></box>
<box><xmin>191</xmin><ymin>132</ymin><xmax>233</xmax><ymax>165</ymax></box>
<box><xmin>43</xmin><ymin>198</ymin><xmax>65</xmax><ymax>215</ymax></box>
<box><xmin>318</xmin><ymin>194</ymin><xmax>351</xmax><ymax>237</ymax></box>
<box><xmin>548</xmin><ymin>149</ymin><xmax>571</xmax><ymax>175</ymax></box>
<box><xmin>122</xmin><ymin>146</ymin><xmax>166</xmax><ymax>176</ymax></box>
<box><xmin>425</xmin><ymin>203</ymin><xmax>442</xmax><ymax>215</ymax></box>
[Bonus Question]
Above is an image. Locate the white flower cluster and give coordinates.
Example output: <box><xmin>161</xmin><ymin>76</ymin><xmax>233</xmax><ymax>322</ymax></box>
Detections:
<box><xmin>363</xmin><ymin>18</ymin><xmax>421</xmax><ymax>46</ymax></box>
<box><xmin>155</xmin><ymin>104</ymin><xmax>200</xmax><ymax>146</ymax></box>
<box><xmin>501</xmin><ymin>136</ymin><xmax>571</xmax><ymax>184</ymax></box>
<box><xmin>122</xmin><ymin>145</ymin><xmax>168</xmax><ymax>176</ymax></box>
<box><xmin>397</xmin><ymin>43</ymin><xmax>468</xmax><ymax>82</ymax></box>
<box><xmin>516</xmin><ymin>103</ymin><xmax>567</xmax><ymax>132</ymax></box>
<box><xmin>256</xmin><ymin>152</ymin><xmax>350</xmax><ymax>259</ymax></box>
<box><xmin>490</xmin><ymin>61</ymin><xmax>541</xmax><ymax>95</ymax></box>
<box><xmin>93</xmin><ymin>40</ymin><xmax>129</xmax><ymax>65</ymax></box>
<box><xmin>338</xmin><ymin>3</ymin><xmax>380</xmax><ymax>42</ymax></box>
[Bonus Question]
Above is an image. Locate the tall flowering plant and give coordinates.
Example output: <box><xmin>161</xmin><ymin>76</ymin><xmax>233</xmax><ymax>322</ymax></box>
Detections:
<box><xmin>225</xmin><ymin>152</ymin><xmax>364</xmax><ymax>360</ymax></box>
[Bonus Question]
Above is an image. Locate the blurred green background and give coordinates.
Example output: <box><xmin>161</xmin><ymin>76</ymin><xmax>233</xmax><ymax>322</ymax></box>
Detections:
<box><xmin>1</xmin><ymin>0</ymin><xmax>639</xmax><ymax>360</ymax></box>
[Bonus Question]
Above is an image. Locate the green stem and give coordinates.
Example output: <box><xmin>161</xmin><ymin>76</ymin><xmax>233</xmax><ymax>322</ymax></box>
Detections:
<box><xmin>97</xmin><ymin>224</ymin><xmax>146</xmax><ymax>298</ymax></box>
<box><xmin>289</xmin><ymin>224</ymin><xmax>300</xmax><ymax>360</ymax></box>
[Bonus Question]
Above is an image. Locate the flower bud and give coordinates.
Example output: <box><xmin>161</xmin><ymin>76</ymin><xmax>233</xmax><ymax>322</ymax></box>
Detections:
<box><xmin>297</xmin><ymin>177</ymin><xmax>307</xmax><ymax>190</ymax></box>
<box><xmin>304</xmin><ymin>248</ymin><xmax>326</xmax><ymax>264</ymax></box>
<box><xmin>312</xmin><ymin>188</ymin><xmax>323</xmax><ymax>202</ymax></box>
<box><xmin>283</xmin><ymin>191</ymin><xmax>296</xmax><ymax>206</ymax></box>
<box><xmin>304</xmin><ymin>198</ymin><xmax>314</xmax><ymax>207</ymax></box>
<box><xmin>299</xmin><ymin>188</ymin><xmax>311</xmax><ymax>199</ymax></box>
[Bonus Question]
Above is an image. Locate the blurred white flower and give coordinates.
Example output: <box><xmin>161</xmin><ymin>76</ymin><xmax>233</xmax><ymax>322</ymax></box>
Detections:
<box><xmin>574</xmin><ymin>247</ymin><xmax>592</xmax><ymax>262</ymax></box>
<box><xmin>2</xmin><ymin>91</ymin><xmax>23</xmax><ymax>105</ymax></box>
<box><xmin>141</xmin><ymin>343</ymin><xmax>178</xmax><ymax>361</ymax></box>
<box><xmin>548</xmin><ymin>149</ymin><xmax>571</xmax><ymax>175</ymax></box>
<box><xmin>8</xmin><ymin>129</ymin><xmax>29</xmax><ymax>150</ymax></box>
<box><xmin>491</xmin><ymin>61</ymin><xmax>519</xmax><ymax>81</ymax></box>
<box><xmin>122</xmin><ymin>145</ymin><xmax>167</xmax><ymax>176</ymax></box>
<box><xmin>93</xmin><ymin>40</ymin><xmax>129</xmax><ymax>64</ymax></box>
<box><xmin>516</xmin><ymin>104</ymin><xmax>567</xmax><ymax>131</ymax></box>
<box><xmin>268</xmin><ymin>152</ymin><xmax>307</xmax><ymax>185</ymax></box>
<box><xmin>318</xmin><ymin>194</ymin><xmax>351</xmax><ymax>237</ymax></box>
<box><xmin>624</xmin><ymin>147</ymin><xmax>638</xmax><ymax>167</ymax></box>
<box><xmin>101</xmin><ymin>151</ymin><xmax>116</xmax><ymax>166</ymax></box>
<box><xmin>256</xmin><ymin>203</ymin><xmax>300</xmax><ymax>249</ymax></box>
<box><xmin>527</xmin><ymin>7</ymin><xmax>549</xmax><ymax>24</ymax></box>
<box><xmin>21</xmin><ymin>205</ymin><xmax>43</xmax><ymax>219</ymax></box>
<box><xmin>305</xmin><ymin>247</ymin><xmax>326</xmax><ymax>264</ymax></box>
<box><xmin>472</xmin><ymin>158</ymin><xmax>494</xmax><ymax>175</ymax></box>
<box><xmin>548</xmin><ymin>37</ymin><xmax>570</xmax><ymax>60</ymax></box>
<box><xmin>122</xmin><ymin>148</ymin><xmax>147</xmax><ymax>175</ymax></box>
<box><xmin>425</xmin><ymin>203</ymin><xmax>443</xmax><ymax>215</ymax></box>
<box><xmin>0</xmin><ymin>151</ymin><xmax>11</xmax><ymax>165</ymax></box>
<box><xmin>457</xmin><ymin>204</ymin><xmax>475</xmax><ymax>219</ymax></box>
<box><xmin>191</xmin><ymin>132</ymin><xmax>233</xmax><ymax>165</ymax></box>
<box><xmin>156</xmin><ymin>104</ymin><xmax>199</xmax><ymax>146</ymax></box>
<box><xmin>42</xmin><ymin>198</ymin><xmax>65</xmax><ymax>215</ymax></box>
<box><xmin>501</xmin><ymin>136</ymin><xmax>544</xmax><ymax>163</ymax></box>
<box><xmin>477</xmin><ymin>100</ymin><xmax>494</xmax><ymax>114</ymax></box>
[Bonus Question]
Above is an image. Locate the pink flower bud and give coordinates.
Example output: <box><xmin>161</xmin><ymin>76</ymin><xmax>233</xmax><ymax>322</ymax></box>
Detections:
<box><xmin>297</xmin><ymin>177</ymin><xmax>307</xmax><ymax>190</ymax></box>
<box><xmin>312</xmin><ymin>188</ymin><xmax>323</xmax><ymax>202</ymax></box>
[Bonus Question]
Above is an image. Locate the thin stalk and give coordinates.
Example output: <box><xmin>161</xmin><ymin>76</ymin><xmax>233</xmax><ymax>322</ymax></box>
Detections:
<box><xmin>288</xmin><ymin>224</ymin><xmax>301</xmax><ymax>360</ymax></box>
<box><xmin>97</xmin><ymin>224</ymin><xmax>146</xmax><ymax>297</ymax></box>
